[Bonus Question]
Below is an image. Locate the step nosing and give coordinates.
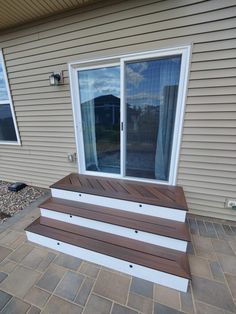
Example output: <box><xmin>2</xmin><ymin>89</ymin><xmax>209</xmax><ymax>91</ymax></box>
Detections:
<box><xmin>27</xmin><ymin>227</ymin><xmax>191</xmax><ymax>280</ymax></box>
<box><xmin>40</xmin><ymin>207</ymin><xmax>190</xmax><ymax>242</ymax></box>
<box><xmin>25</xmin><ymin>217</ymin><xmax>191</xmax><ymax>279</ymax></box>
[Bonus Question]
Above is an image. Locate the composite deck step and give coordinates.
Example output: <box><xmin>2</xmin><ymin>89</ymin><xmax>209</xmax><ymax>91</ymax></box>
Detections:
<box><xmin>51</xmin><ymin>173</ymin><xmax>188</xmax><ymax>211</ymax></box>
<box><xmin>25</xmin><ymin>217</ymin><xmax>191</xmax><ymax>280</ymax></box>
<box><xmin>40</xmin><ymin>197</ymin><xmax>190</xmax><ymax>242</ymax></box>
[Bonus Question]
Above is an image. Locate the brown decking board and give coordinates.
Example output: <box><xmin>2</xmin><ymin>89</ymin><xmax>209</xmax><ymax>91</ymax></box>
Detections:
<box><xmin>40</xmin><ymin>197</ymin><xmax>190</xmax><ymax>241</ymax></box>
<box><xmin>26</xmin><ymin>217</ymin><xmax>191</xmax><ymax>279</ymax></box>
<box><xmin>50</xmin><ymin>173</ymin><xmax>188</xmax><ymax>210</ymax></box>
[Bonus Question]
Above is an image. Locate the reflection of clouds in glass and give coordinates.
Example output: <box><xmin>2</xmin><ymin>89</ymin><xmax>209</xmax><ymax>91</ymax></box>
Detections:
<box><xmin>130</xmin><ymin>62</ymin><xmax>148</xmax><ymax>73</ymax></box>
<box><xmin>79</xmin><ymin>66</ymin><xmax>120</xmax><ymax>103</ymax></box>
<box><xmin>127</xmin><ymin>92</ymin><xmax>160</xmax><ymax>101</ymax></box>
<box><xmin>126</xmin><ymin>57</ymin><xmax>181</xmax><ymax>108</ymax></box>
<box><xmin>127</xmin><ymin>92</ymin><xmax>160</xmax><ymax>107</ymax></box>
<box><xmin>126</xmin><ymin>62</ymin><xmax>149</xmax><ymax>86</ymax></box>
<box><xmin>126</xmin><ymin>66</ymin><xmax>143</xmax><ymax>85</ymax></box>
<box><xmin>0</xmin><ymin>64</ymin><xmax>8</xmax><ymax>101</ymax></box>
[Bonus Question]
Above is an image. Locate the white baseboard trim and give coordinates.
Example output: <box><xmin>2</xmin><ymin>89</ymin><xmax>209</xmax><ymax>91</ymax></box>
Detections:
<box><xmin>41</xmin><ymin>208</ymin><xmax>187</xmax><ymax>252</ymax></box>
<box><xmin>26</xmin><ymin>231</ymin><xmax>189</xmax><ymax>292</ymax></box>
<box><xmin>51</xmin><ymin>188</ymin><xmax>186</xmax><ymax>222</ymax></box>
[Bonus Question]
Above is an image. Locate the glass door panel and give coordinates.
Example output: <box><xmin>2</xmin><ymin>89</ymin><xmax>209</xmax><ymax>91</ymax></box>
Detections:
<box><xmin>125</xmin><ymin>55</ymin><xmax>181</xmax><ymax>181</ymax></box>
<box><xmin>78</xmin><ymin>66</ymin><xmax>120</xmax><ymax>174</ymax></box>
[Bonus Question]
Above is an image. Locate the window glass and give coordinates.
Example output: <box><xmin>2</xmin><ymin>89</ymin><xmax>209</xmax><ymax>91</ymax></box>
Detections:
<box><xmin>0</xmin><ymin>63</ymin><xmax>8</xmax><ymax>101</ymax></box>
<box><xmin>125</xmin><ymin>55</ymin><xmax>181</xmax><ymax>180</ymax></box>
<box><xmin>0</xmin><ymin>53</ymin><xmax>18</xmax><ymax>143</ymax></box>
<box><xmin>0</xmin><ymin>104</ymin><xmax>17</xmax><ymax>141</ymax></box>
<box><xmin>78</xmin><ymin>66</ymin><xmax>120</xmax><ymax>173</ymax></box>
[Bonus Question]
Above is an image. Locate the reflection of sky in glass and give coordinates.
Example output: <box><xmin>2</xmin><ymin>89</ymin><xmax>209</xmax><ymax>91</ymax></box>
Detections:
<box><xmin>0</xmin><ymin>62</ymin><xmax>8</xmax><ymax>101</ymax></box>
<box><xmin>78</xmin><ymin>66</ymin><xmax>120</xmax><ymax>103</ymax></box>
<box><xmin>125</xmin><ymin>56</ymin><xmax>181</xmax><ymax>108</ymax></box>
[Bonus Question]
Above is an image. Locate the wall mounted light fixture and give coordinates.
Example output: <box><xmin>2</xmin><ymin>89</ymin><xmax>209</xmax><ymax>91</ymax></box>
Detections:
<box><xmin>49</xmin><ymin>71</ymin><xmax>63</xmax><ymax>86</ymax></box>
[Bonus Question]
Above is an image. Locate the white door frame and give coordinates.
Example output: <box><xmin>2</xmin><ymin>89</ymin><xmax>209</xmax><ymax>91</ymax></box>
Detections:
<box><xmin>68</xmin><ymin>45</ymin><xmax>191</xmax><ymax>185</ymax></box>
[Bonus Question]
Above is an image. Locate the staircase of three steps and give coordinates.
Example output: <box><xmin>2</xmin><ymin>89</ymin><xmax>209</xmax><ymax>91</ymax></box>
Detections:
<box><xmin>25</xmin><ymin>173</ymin><xmax>191</xmax><ymax>292</ymax></box>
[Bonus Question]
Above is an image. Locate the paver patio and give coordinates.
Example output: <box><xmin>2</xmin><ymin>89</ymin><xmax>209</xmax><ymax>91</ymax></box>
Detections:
<box><xmin>0</xmin><ymin>194</ymin><xmax>236</xmax><ymax>314</ymax></box>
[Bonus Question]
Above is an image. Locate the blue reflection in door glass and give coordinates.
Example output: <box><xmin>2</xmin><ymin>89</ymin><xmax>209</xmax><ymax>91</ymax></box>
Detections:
<box><xmin>0</xmin><ymin>104</ymin><xmax>17</xmax><ymax>141</ymax></box>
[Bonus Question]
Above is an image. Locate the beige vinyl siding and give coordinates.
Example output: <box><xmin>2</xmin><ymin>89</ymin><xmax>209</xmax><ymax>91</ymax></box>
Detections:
<box><xmin>0</xmin><ymin>0</ymin><xmax>235</xmax><ymax>220</ymax></box>
<box><xmin>0</xmin><ymin>0</ymin><xmax>99</xmax><ymax>31</ymax></box>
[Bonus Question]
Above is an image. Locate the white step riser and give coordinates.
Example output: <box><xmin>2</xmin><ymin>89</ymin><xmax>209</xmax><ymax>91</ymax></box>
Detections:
<box><xmin>26</xmin><ymin>231</ymin><xmax>189</xmax><ymax>292</ymax></box>
<box><xmin>51</xmin><ymin>188</ymin><xmax>186</xmax><ymax>222</ymax></box>
<box><xmin>41</xmin><ymin>208</ymin><xmax>187</xmax><ymax>252</ymax></box>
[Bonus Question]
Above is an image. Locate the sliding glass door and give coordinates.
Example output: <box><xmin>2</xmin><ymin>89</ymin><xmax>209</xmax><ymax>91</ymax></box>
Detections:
<box><xmin>78</xmin><ymin>65</ymin><xmax>121</xmax><ymax>174</ymax></box>
<box><xmin>75</xmin><ymin>47</ymin><xmax>189</xmax><ymax>184</ymax></box>
<box><xmin>125</xmin><ymin>56</ymin><xmax>181</xmax><ymax>181</ymax></box>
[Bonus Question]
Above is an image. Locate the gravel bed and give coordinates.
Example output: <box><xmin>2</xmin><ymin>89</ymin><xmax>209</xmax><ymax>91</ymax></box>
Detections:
<box><xmin>0</xmin><ymin>181</ymin><xmax>48</xmax><ymax>223</ymax></box>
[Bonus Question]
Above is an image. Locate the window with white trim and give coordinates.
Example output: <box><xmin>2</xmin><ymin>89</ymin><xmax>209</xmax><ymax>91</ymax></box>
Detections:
<box><xmin>0</xmin><ymin>50</ymin><xmax>20</xmax><ymax>144</ymax></box>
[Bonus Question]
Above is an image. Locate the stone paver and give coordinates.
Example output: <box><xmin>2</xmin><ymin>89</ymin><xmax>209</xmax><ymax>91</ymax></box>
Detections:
<box><xmin>0</xmin><ymin>199</ymin><xmax>236</xmax><ymax>314</ymax></box>
<box><xmin>130</xmin><ymin>277</ymin><xmax>153</xmax><ymax>298</ymax></box>
<box><xmin>0</xmin><ymin>230</ymin><xmax>23</xmax><ymax>249</ymax></box>
<box><xmin>55</xmin><ymin>270</ymin><xmax>84</xmax><ymax>301</ymax></box>
<box><xmin>74</xmin><ymin>276</ymin><xmax>94</xmax><ymax>306</ymax></box>
<box><xmin>217</xmin><ymin>253</ymin><xmax>236</xmax><ymax>275</ymax></box>
<box><xmin>154</xmin><ymin>302</ymin><xmax>184</xmax><ymax>314</ymax></box>
<box><xmin>213</xmin><ymin>222</ymin><xmax>230</xmax><ymax>240</ymax></box>
<box><xmin>195</xmin><ymin>301</ymin><xmax>224</xmax><ymax>314</ymax></box>
<box><xmin>42</xmin><ymin>295</ymin><xmax>83</xmax><ymax>314</ymax></box>
<box><xmin>188</xmin><ymin>255</ymin><xmax>212</xmax><ymax>279</ymax></box>
<box><xmin>0</xmin><ymin>259</ymin><xmax>17</xmax><ymax>273</ymax></box>
<box><xmin>192</xmin><ymin>275</ymin><xmax>236</xmax><ymax>312</ymax></box>
<box><xmin>24</xmin><ymin>286</ymin><xmax>51</xmax><ymax>309</ymax></box>
<box><xmin>0</xmin><ymin>271</ymin><xmax>8</xmax><ymax>283</ymax></box>
<box><xmin>1</xmin><ymin>297</ymin><xmax>31</xmax><ymax>314</ymax></box>
<box><xmin>111</xmin><ymin>303</ymin><xmax>138</xmax><ymax>314</ymax></box>
<box><xmin>209</xmin><ymin>260</ymin><xmax>225</xmax><ymax>282</ymax></box>
<box><xmin>21</xmin><ymin>247</ymin><xmax>48</xmax><ymax>270</ymax></box>
<box><xmin>36</xmin><ymin>265</ymin><xmax>65</xmax><ymax>293</ymax></box>
<box><xmin>229</xmin><ymin>239</ymin><xmax>236</xmax><ymax>253</ymax></box>
<box><xmin>0</xmin><ymin>289</ymin><xmax>13</xmax><ymax>311</ymax></box>
<box><xmin>204</xmin><ymin>221</ymin><xmax>218</xmax><ymax>238</ymax></box>
<box><xmin>8</xmin><ymin>243</ymin><xmax>34</xmax><ymax>263</ymax></box>
<box><xmin>154</xmin><ymin>284</ymin><xmax>181</xmax><ymax>310</ymax></box>
<box><xmin>37</xmin><ymin>251</ymin><xmax>57</xmax><ymax>272</ymax></box>
<box><xmin>211</xmin><ymin>238</ymin><xmax>235</xmax><ymax>255</ymax></box>
<box><xmin>180</xmin><ymin>288</ymin><xmax>194</xmax><ymax>314</ymax></box>
<box><xmin>127</xmin><ymin>292</ymin><xmax>153</xmax><ymax>314</ymax></box>
<box><xmin>225</xmin><ymin>273</ymin><xmax>236</xmax><ymax>299</ymax></box>
<box><xmin>192</xmin><ymin>235</ymin><xmax>216</xmax><ymax>260</ymax></box>
<box><xmin>0</xmin><ymin>245</ymin><xmax>12</xmax><ymax>262</ymax></box>
<box><xmin>79</xmin><ymin>261</ymin><xmax>100</xmax><ymax>278</ymax></box>
<box><xmin>53</xmin><ymin>253</ymin><xmax>82</xmax><ymax>270</ymax></box>
<box><xmin>28</xmin><ymin>306</ymin><xmax>41</xmax><ymax>314</ymax></box>
<box><xmin>83</xmin><ymin>294</ymin><xmax>112</xmax><ymax>314</ymax></box>
<box><xmin>1</xmin><ymin>265</ymin><xmax>40</xmax><ymax>298</ymax></box>
<box><xmin>94</xmin><ymin>269</ymin><xmax>130</xmax><ymax>304</ymax></box>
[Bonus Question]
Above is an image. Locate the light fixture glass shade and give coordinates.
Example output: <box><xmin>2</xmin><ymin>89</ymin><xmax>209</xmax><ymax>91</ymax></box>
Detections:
<box><xmin>49</xmin><ymin>73</ymin><xmax>61</xmax><ymax>85</ymax></box>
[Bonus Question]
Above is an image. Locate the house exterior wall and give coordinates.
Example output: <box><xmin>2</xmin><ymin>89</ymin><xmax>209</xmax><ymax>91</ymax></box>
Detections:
<box><xmin>0</xmin><ymin>0</ymin><xmax>235</xmax><ymax>220</ymax></box>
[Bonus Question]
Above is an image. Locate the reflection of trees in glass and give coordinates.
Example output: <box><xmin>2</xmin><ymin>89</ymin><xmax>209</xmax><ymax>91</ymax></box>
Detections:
<box><xmin>127</xmin><ymin>103</ymin><xmax>160</xmax><ymax>146</ymax></box>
